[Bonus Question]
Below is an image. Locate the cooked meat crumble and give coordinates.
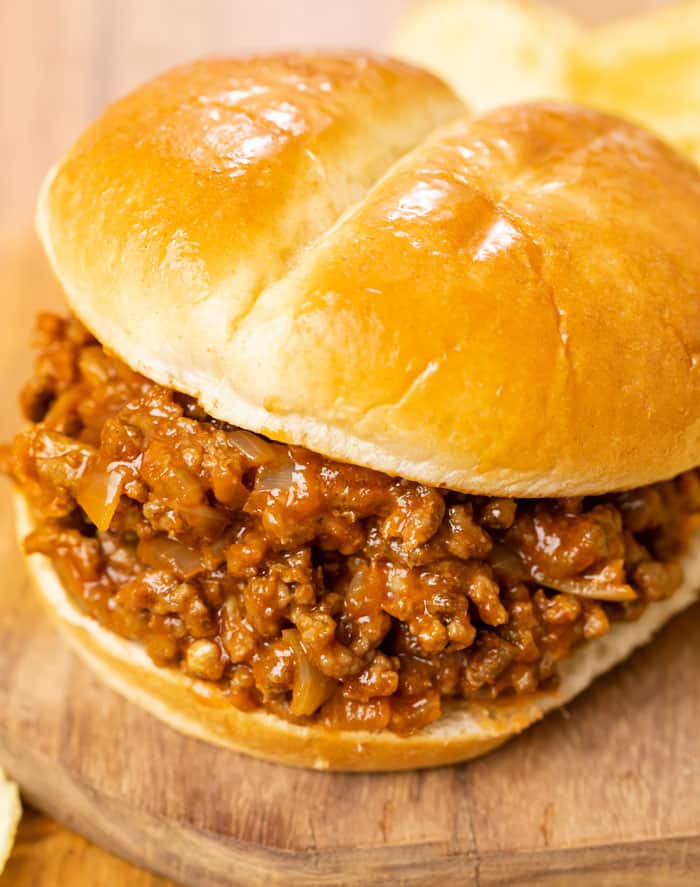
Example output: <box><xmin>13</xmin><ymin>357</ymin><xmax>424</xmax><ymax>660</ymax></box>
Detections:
<box><xmin>3</xmin><ymin>313</ymin><xmax>700</xmax><ymax>734</ymax></box>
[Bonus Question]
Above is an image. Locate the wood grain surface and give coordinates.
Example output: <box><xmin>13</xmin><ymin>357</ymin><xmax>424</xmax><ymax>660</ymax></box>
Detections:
<box><xmin>0</xmin><ymin>0</ymin><xmax>689</xmax><ymax>884</ymax></box>
<box><xmin>3</xmin><ymin>808</ymin><xmax>175</xmax><ymax>887</ymax></box>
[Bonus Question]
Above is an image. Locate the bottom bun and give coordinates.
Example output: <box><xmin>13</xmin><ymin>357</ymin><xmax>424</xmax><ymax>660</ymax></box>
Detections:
<box><xmin>15</xmin><ymin>492</ymin><xmax>700</xmax><ymax>771</ymax></box>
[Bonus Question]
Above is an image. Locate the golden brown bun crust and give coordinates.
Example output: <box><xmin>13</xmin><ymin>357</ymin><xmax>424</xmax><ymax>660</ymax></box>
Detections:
<box><xmin>15</xmin><ymin>492</ymin><xmax>700</xmax><ymax>770</ymax></box>
<box><xmin>39</xmin><ymin>54</ymin><xmax>462</xmax><ymax>303</ymax></box>
<box><xmin>39</xmin><ymin>56</ymin><xmax>700</xmax><ymax>496</ymax></box>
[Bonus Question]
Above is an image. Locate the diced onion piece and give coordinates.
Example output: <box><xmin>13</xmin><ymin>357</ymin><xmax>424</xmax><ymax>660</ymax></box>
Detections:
<box><xmin>489</xmin><ymin>544</ymin><xmax>527</xmax><ymax>582</ymax></box>
<box><xmin>179</xmin><ymin>504</ymin><xmax>230</xmax><ymax>538</ymax></box>
<box><xmin>228</xmin><ymin>429</ymin><xmax>277</xmax><ymax>464</ymax></box>
<box><xmin>254</xmin><ymin>458</ymin><xmax>296</xmax><ymax>494</ymax></box>
<box><xmin>283</xmin><ymin>628</ymin><xmax>335</xmax><ymax>717</ymax></box>
<box><xmin>33</xmin><ymin>431</ymin><xmax>94</xmax><ymax>487</ymax></box>
<box><xmin>201</xmin><ymin>535</ymin><xmax>231</xmax><ymax>570</ymax></box>
<box><xmin>76</xmin><ymin>466</ymin><xmax>127</xmax><ymax>532</ymax></box>
<box><xmin>534</xmin><ymin>559</ymin><xmax>637</xmax><ymax>602</ymax></box>
<box><xmin>138</xmin><ymin>536</ymin><xmax>205</xmax><ymax>579</ymax></box>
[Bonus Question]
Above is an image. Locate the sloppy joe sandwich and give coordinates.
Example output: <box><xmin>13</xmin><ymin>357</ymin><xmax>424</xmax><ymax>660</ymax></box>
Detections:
<box><xmin>5</xmin><ymin>52</ymin><xmax>700</xmax><ymax>770</ymax></box>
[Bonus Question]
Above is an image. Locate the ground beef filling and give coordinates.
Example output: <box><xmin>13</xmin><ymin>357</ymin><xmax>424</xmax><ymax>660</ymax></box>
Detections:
<box><xmin>4</xmin><ymin>314</ymin><xmax>700</xmax><ymax>735</ymax></box>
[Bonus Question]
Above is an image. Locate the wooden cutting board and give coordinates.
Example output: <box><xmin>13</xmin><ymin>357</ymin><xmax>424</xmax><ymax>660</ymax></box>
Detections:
<box><xmin>1</xmin><ymin>229</ymin><xmax>700</xmax><ymax>886</ymax></box>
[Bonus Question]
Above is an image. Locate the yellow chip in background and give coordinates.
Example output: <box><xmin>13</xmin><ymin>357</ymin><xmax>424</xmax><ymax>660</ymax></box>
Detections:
<box><xmin>390</xmin><ymin>0</ymin><xmax>581</xmax><ymax>112</ymax></box>
<box><xmin>391</xmin><ymin>0</ymin><xmax>700</xmax><ymax>167</ymax></box>
<box><xmin>0</xmin><ymin>768</ymin><xmax>21</xmax><ymax>876</ymax></box>
<box><xmin>571</xmin><ymin>0</ymin><xmax>700</xmax><ymax>165</ymax></box>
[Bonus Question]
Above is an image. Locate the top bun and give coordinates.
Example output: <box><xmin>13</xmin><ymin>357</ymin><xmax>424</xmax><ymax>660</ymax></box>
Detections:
<box><xmin>37</xmin><ymin>53</ymin><xmax>700</xmax><ymax>497</ymax></box>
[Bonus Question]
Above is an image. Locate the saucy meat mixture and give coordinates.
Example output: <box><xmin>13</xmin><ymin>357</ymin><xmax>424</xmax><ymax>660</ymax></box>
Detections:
<box><xmin>4</xmin><ymin>314</ymin><xmax>700</xmax><ymax>734</ymax></box>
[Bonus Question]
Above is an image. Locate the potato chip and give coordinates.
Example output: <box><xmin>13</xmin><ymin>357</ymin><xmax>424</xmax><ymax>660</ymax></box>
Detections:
<box><xmin>571</xmin><ymin>1</ymin><xmax>700</xmax><ymax>164</ymax></box>
<box><xmin>391</xmin><ymin>0</ymin><xmax>700</xmax><ymax>166</ymax></box>
<box><xmin>391</xmin><ymin>0</ymin><xmax>581</xmax><ymax>112</ymax></box>
<box><xmin>0</xmin><ymin>769</ymin><xmax>21</xmax><ymax>876</ymax></box>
